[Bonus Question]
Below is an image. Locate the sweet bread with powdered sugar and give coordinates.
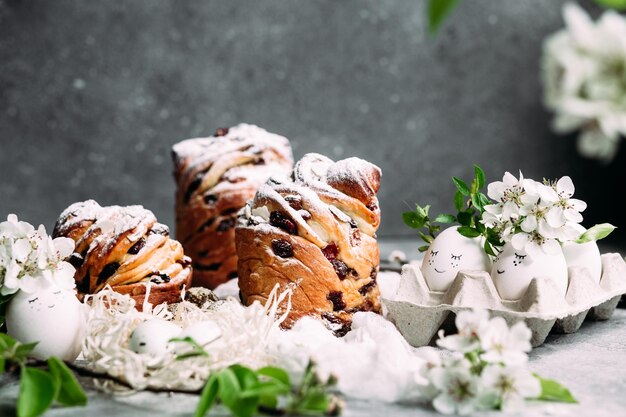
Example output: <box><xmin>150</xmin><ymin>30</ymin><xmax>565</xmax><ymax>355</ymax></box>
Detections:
<box><xmin>52</xmin><ymin>200</ymin><xmax>192</xmax><ymax>307</ymax></box>
<box><xmin>172</xmin><ymin>124</ymin><xmax>293</xmax><ymax>289</ymax></box>
<box><xmin>236</xmin><ymin>153</ymin><xmax>382</xmax><ymax>333</ymax></box>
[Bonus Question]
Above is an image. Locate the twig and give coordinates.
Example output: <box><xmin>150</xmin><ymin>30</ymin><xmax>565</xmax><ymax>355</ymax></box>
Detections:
<box><xmin>25</xmin><ymin>358</ymin><xmax>202</xmax><ymax>395</ymax></box>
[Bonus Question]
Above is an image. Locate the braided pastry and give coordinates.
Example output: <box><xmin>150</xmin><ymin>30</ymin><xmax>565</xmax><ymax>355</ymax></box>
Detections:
<box><xmin>52</xmin><ymin>200</ymin><xmax>192</xmax><ymax>307</ymax></box>
<box><xmin>236</xmin><ymin>153</ymin><xmax>382</xmax><ymax>333</ymax></box>
<box><xmin>172</xmin><ymin>123</ymin><xmax>293</xmax><ymax>289</ymax></box>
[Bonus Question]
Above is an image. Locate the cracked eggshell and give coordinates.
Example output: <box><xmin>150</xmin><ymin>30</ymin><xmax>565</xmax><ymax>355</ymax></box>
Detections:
<box><xmin>129</xmin><ymin>319</ymin><xmax>182</xmax><ymax>355</ymax></box>
<box><xmin>562</xmin><ymin>241</ymin><xmax>602</xmax><ymax>284</ymax></box>
<box><xmin>6</xmin><ymin>287</ymin><xmax>86</xmax><ymax>361</ymax></box>
<box><xmin>421</xmin><ymin>226</ymin><xmax>491</xmax><ymax>291</ymax></box>
<box><xmin>491</xmin><ymin>242</ymin><xmax>568</xmax><ymax>300</ymax></box>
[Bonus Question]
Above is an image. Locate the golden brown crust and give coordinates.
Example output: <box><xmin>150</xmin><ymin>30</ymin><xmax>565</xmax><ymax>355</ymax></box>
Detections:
<box><xmin>172</xmin><ymin>124</ymin><xmax>293</xmax><ymax>289</ymax></box>
<box><xmin>53</xmin><ymin>200</ymin><xmax>192</xmax><ymax>307</ymax></box>
<box><xmin>236</xmin><ymin>153</ymin><xmax>382</xmax><ymax>330</ymax></box>
<box><xmin>114</xmin><ymin>267</ymin><xmax>192</xmax><ymax>310</ymax></box>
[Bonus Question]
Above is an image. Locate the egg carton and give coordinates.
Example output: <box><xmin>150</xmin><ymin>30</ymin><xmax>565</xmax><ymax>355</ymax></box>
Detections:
<box><xmin>382</xmin><ymin>253</ymin><xmax>626</xmax><ymax>347</ymax></box>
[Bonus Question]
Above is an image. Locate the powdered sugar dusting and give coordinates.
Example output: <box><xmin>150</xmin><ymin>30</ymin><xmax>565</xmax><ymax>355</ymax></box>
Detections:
<box><xmin>172</xmin><ymin>123</ymin><xmax>294</xmax><ymax>201</ymax></box>
<box><xmin>172</xmin><ymin>123</ymin><xmax>292</xmax><ymax>162</ymax></box>
<box><xmin>239</xmin><ymin>153</ymin><xmax>382</xmax><ymax>242</ymax></box>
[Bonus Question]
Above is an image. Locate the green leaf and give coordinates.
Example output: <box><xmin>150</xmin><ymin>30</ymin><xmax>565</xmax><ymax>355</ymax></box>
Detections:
<box><xmin>434</xmin><ymin>214</ymin><xmax>455</xmax><ymax>224</ymax></box>
<box><xmin>230</xmin><ymin>365</ymin><xmax>260</xmax><ymax>390</ymax></box>
<box><xmin>14</xmin><ymin>343</ymin><xmax>39</xmax><ymax>362</ymax></box>
<box><xmin>594</xmin><ymin>0</ymin><xmax>626</xmax><ymax>10</ymax></box>
<box><xmin>0</xmin><ymin>332</ymin><xmax>17</xmax><ymax>351</ymax></box>
<box><xmin>194</xmin><ymin>375</ymin><xmax>219</xmax><ymax>417</ymax></box>
<box><xmin>471</xmin><ymin>193</ymin><xmax>484</xmax><ymax>212</ymax></box>
<box><xmin>576</xmin><ymin>223</ymin><xmax>616</xmax><ymax>243</ymax></box>
<box><xmin>171</xmin><ymin>336</ymin><xmax>209</xmax><ymax>360</ymax></box>
<box><xmin>457</xmin><ymin>211</ymin><xmax>472</xmax><ymax>227</ymax></box>
<box><xmin>484</xmin><ymin>240</ymin><xmax>497</xmax><ymax>257</ymax></box>
<box><xmin>18</xmin><ymin>367</ymin><xmax>56</xmax><ymax>417</ymax></box>
<box><xmin>475</xmin><ymin>220</ymin><xmax>486</xmax><ymax>234</ymax></box>
<box><xmin>217</xmin><ymin>367</ymin><xmax>242</xmax><ymax>407</ymax></box>
<box><xmin>402</xmin><ymin>211</ymin><xmax>425</xmax><ymax>229</ymax></box>
<box><xmin>418</xmin><ymin>245</ymin><xmax>430</xmax><ymax>252</ymax></box>
<box><xmin>457</xmin><ymin>226</ymin><xmax>481</xmax><ymax>238</ymax></box>
<box><xmin>416</xmin><ymin>204</ymin><xmax>430</xmax><ymax>218</ymax></box>
<box><xmin>227</xmin><ymin>397</ymin><xmax>258</xmax><ymax>417</ymax></box>
<box><xmin>535</xmin><ymin>375</ymin><xmax>578</xmax><ymax>403</ymax></box>
<box><xmin>427</xmin><ymin>0</ymin><xmax>461</xmax><ymax>34</ymax></box>
<box><xmin>218</xmin><ymin>367</ymin><xmax>259</xmax><ymax>417</ymax></box>
<box><xmin>296</xmin><ymin>390</ymin><xmax>330</xmax><ymax>413</ymax></box>
<box><xmin>419</xmin><ymin>232</ymin><xmax>434</xmax><ymax>244</ymax></box>
<box><xmin>474</xmin><ymin>164</ymin><xmax>486</xmax><ymax>189</ymax></box>
<box><xmin>256</xmin><ymin>366</ymin><xmax>291</xmax><ymax>386</ymax></box>
<box><xmin>47</xmin><ymin>357</ymin><xmax>87</xmax><ymax>406</ymax></box>
<box><xmin>258</xmin><ymin>395</ymin><xmax>278</xmax><ymax>410</ymax></box>
<box><xmin>0</xmin><ymin>357</ymin><xmax>5</xmax><ymax>374</ymax></box>
<box><xmin>478</xmin><ymin>192</ymin><xmax>491</xmax><ymax>207</ymax></box>
<box><xmin>454</xmin><ymin>191</ymin><xmax>464</xmax><ymax>212</ymax></box>
<box><xmin>238</xmin><ymin>382</ymin><xmax>289</xmax><ymax>399</ymax></box>
<box><xmin>452</xmin><ymin>176</ymin><xmax>470</xmax><ymax>196</ymax></box>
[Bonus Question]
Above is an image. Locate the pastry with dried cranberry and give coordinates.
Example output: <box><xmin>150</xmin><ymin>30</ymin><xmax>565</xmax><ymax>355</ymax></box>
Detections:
<box><xmin>52</xmin><ymin>200</ymin><xmax>192</xmax><ymax>307</ymax></box>
<box><xmin>172</xmin><ymin>124</ymin><xmax>293</xmax><ymax>289</ymax></box>
<box><xmin>236</xmin><ymin>153</ymin><xmax>382</xmax><ymax>333</ymax></box>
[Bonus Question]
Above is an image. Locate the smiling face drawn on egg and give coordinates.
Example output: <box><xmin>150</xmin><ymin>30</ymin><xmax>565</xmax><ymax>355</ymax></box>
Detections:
<box><xmin>493</xmin><ymin>251</ymin><xmax>528</xmax><ymax>275</ymax></box>
<box><xmin>491</xmin><ymin>242</ymin><xmax>568</xmax><ymax>300</ymax></box>
<box><xmin>421</xmin><ymin>226</ymin><xmax>491</xmax><ymax>292</ymax></box>
<box><xmin>23</xmin><ymin>289</ymin><xmax>65</xmax><ymax>311</ymax></box>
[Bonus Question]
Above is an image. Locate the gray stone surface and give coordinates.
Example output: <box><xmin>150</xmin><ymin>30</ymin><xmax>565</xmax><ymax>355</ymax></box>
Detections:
<box><xmin>0</xmin><ymin>0</ymin><xmax>623</xmax><ymax>246</ymax></box>
<box><xmin>1</xmin><ymin>310</ymin><xmax>626</xmax><ymax>416</ymax></box>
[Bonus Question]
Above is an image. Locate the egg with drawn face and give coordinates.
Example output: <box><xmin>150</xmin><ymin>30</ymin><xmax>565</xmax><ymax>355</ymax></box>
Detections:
<box><xmin>421</xmin><ymin>226</ymin><xmax>491</xmax><ymax>291</ymax></box>
<box><xmin>491</xmin><ymin>242</ymin><xmax>568</xmax><ymax>300</ymax></box>
<box><xmin>561</xmin><ymin>241</ymin><xmax>602</xmax><ymax>284</ymax></box>
<box><xmin>6</xmin><ymin>286</ymin><xmax>86</xmax><ymax>361</ymax></box>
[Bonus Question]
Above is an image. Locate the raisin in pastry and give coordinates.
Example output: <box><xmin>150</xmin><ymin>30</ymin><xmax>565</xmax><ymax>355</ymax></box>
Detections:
<box><xmin>236</xmin><ymin>153</ymin><xmax>382</xmax><ymax>330</ymax></box>
<box><xmin>52</xmin><ymin>200</ymin><xmax>192</xmax><ymax>308</ymax></box>
<box><xmin>172</xmin><ymin>124</ymin><xmax>293</xmax><ymax>289</ymax></box>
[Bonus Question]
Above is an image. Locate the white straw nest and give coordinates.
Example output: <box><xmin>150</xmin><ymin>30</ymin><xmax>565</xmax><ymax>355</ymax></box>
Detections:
<box><xmin>82</xmin><ymin>283</ymin><xmax>292</xmax><ymax>392</ymax></box>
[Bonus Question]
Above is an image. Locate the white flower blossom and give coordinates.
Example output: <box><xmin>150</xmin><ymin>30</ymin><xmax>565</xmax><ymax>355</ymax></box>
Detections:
<box><xmin>542</xmin><ymin>3</ymin><xmax>626</xmax><ymax>162</ymax></box>
<box><xmin>545</xmin><ymin>176</ymin><xmax>587</xmax><ymax>227</ymax></box>
<box><xmin>479</xmin><ymin>318</ymin><xmax>532</xmax><ymax>366</ymax></box>
<box><xmin>0</xmin><ymin>214</ymin><xmax>76</xmax><ymax>295</ymax></box>
<box><xmin>430</xmin><ymin>364</ymin><xmax>481</xmax><ymax>415</ymax></box>
<box><xmin>480</xmin><ymin>365</ymin><xmax>541</xmax><ymax>413</ymax></box>
<box><xmin>485</xmin><ymin>172</ymin><xmax>533</xmax><ymax>222</ymax></box>
<box><xmin>511</xmin><ymin>231</ymin><xmax>562</xmax><ymax>258</ymax></box>
<box><xmin>481</xmin><ymin>171</ymin><xmax>587</xmax><ymax>258</ymax></box>
<box><xmin>420</xmin><ymin>310</ymin><xmax>569</xmax><ymax>414</ymax></box>
<box><xmin>437</xmin><ymin>309</ymin><xmax>490</xmax><ymax>353</ymax></box>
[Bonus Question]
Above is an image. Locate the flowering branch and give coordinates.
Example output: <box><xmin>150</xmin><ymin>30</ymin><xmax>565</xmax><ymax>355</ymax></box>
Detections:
<box><xmin>404</xmin><ymin>166</ymin><xmax>615</xmax><ymax>259</ymax></box>
<box><xmin>0</xmin><ymin>215</ymin><xmax>77</xmax><ymax>324</ymax></box>
<box><xmin>420</xmin><ymin>310</ymin><xmax>576</xmax><ymax>415</ymax></box>
<box><xmin>542</xmin><ymin>3</ymin><xmax>626</xmax><ymax>162</ymax></box>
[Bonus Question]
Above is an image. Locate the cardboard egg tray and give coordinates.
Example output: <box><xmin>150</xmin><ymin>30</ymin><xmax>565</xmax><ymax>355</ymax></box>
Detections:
<box><xmin>382</xmin><ymin>253</ymin><xmax>626</xmax><ymax>347</ymax></box>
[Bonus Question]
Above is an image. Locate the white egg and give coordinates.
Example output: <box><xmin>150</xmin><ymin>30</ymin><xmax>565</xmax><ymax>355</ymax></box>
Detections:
<box><xmin>178</xmin><ymin>320</ymin><xmax>222</xmax><ymax>347</ymax></box>
<box><xmin>128</xmin><ymin>319</ymin><xmax>182</xmax><ymax>355</ymax></box>
<box><xmin>491</xmin><ymin>242</ymin><xmax>568</xmax><ymax>300</ymax></box>
<box><xmin>561</xmin><ymin>241</ymin><xmax>602</xmax><ymax>284</ymax></box>
<box><xmin>421</xmin><ymin>226</ymin><xmax>491</xmax><ymax>291</ymax></box>
<box><xmin>6</xmin><ymin>287</ymin><xmax>86</xmax><ymax>361</ymax></box>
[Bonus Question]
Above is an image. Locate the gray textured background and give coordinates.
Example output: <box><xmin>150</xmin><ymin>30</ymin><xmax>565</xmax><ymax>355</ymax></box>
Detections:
<box><xmin>0</xmin><ymin>0</ymin><xmax>623</xmax><ymax>245</ymax></box>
